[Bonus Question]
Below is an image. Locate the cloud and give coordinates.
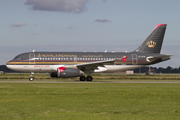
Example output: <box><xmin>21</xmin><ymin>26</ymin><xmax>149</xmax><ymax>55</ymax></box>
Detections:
<box><xmin>12</xmin><ymin>23</ymin><xmax>27</xmax><ymax>27</ymax></box>
<box><xmin>25</xmin><ymin>0</ymin><xmax>88</xmax><ymax>13</ymax></box>
<box><xmin>94</xmin><ymin>19</ymin><xmax>112</xmax><ymax>23</ymax></box>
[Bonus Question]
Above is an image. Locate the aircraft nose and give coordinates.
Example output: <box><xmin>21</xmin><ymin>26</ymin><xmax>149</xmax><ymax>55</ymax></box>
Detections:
<box><xmin>6</xmin><ymin>64</ymin><xmax>11</xmax><ymax>69</ymax></box>
<box><xmin>6</xmin><ymin>61</ymin><xmax>13</xmax><ymax>69</ymax></box>
<box><xmin>6</xmin><ymin>60</ymin><xmax>11</xmax><ymax>65</ymax></box>
<box><xmin>6</xmin><ymin>63</ymin><xmax>17</xmax><ymax>71</ymax></box>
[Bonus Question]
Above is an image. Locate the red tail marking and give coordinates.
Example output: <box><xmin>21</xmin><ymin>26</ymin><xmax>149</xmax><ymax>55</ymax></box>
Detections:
<box><xmin>153</xmin><ymin>24</ymin><xmax>167</xmax><ymax>30</ymax></box>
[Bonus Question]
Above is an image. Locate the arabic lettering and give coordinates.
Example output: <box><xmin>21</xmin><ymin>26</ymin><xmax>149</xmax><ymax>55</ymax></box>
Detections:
<box><xmin>82</xmin><ymin>55</ymin><xmax>103</xmax><ymax>57</ymax></box>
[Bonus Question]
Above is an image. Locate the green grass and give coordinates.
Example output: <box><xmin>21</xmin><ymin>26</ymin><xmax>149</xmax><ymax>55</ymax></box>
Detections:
<box><xmin>0</xmin><ymin>83</ymin><xmax>180</xmax><ymax>120</ymax></box>
<box><xmin>1</xmin><ymin>73</ymin><xmax>180</xmax><ymax>80</ymax></box>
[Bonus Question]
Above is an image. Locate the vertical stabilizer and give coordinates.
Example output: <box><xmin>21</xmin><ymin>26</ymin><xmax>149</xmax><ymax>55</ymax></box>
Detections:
<box><xmin>135</xmin><ymin>24</ymin><xmax>167</xmax><ymax>53</ymax></box>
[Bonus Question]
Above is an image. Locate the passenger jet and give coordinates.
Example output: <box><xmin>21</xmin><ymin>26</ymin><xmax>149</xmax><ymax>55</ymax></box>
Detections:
<box><xmin>6</xmin><ymin>24</ymin><xmax>172</xmax><ymax>81</ymax></box>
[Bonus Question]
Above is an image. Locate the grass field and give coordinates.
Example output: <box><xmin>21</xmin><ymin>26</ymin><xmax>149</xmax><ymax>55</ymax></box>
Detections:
<box><xmin>1</xmin><ymin>73</ymin><xmax>180</xmax><ymax>80</ymax></box>
<box><xmin>0</xmin><ymin>83</ymin><xmax>180</xmax><ymax>120</ymax></box>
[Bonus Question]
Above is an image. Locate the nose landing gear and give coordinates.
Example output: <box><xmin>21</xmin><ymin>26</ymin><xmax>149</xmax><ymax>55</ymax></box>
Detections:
<box><xmin>29</xmin><ymin>72</ymin><xmax>34</xmax><ymax>81</ymax></box>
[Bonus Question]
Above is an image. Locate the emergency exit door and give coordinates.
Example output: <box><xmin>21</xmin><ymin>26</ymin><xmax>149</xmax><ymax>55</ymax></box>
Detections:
<box><xmin>132</xmin><ymin>54</ymin><xmax>138</xmax><ymax>64</ymax></box>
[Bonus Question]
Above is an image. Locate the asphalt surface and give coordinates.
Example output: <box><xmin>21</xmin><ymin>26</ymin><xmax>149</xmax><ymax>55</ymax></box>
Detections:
<box><xmin>0</xmin><ymin>81</ymin><xmax>180</xmax><ymax>83</ymax></box>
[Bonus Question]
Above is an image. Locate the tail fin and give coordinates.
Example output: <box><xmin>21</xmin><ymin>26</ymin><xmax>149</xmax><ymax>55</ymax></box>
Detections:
<box><xmin>135</xmin><ymin>24</ymin><xmax>167</xmax><ymax>53</ymax></box>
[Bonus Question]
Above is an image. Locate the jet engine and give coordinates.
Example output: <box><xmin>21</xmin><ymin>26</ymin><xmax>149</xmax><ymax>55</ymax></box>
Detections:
<box><xmin>56</xmin><ymin>67</ymin><xmax>84</xmax><ymax>78</ymax></box>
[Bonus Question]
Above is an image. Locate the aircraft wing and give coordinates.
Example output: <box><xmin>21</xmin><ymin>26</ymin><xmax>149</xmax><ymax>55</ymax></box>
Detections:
<box><xmin>76</xmin><ymin>59</ymin><xmax>116</xmax><ymax>72</ymax></box>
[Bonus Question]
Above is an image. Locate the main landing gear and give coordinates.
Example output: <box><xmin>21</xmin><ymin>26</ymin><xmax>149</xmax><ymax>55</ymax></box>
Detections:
<box><xmin>29</xmin><ymin>72</ymin><xmax>34</xmax><ymax>81</ymax></box>
<box><xmin>80</xmin><ymin>76</ymin><xmax>93</xmax><ymax>81</ymax></box>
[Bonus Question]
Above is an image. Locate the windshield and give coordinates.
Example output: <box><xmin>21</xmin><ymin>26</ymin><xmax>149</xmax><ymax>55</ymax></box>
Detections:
<box><xmin>13</xmin><ymin>56</ymin><xmax>23</xmax><ymax>60</ymax></box>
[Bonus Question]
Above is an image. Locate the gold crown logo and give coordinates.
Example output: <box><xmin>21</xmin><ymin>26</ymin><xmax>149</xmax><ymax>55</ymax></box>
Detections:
<box><xmin>146</xmin><ymin>40</ymin><xmax>156</xmax><ymax>48</ymax></box>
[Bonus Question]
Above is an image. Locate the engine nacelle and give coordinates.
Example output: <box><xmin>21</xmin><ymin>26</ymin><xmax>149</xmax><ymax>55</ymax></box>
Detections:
<box><xmin>57</xmin><ymin>67</ymin><xmax>84</xmax><ymax>78</ymax></box>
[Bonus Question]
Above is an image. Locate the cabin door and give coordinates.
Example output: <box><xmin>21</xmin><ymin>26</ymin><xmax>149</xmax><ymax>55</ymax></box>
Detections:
<box><xmin>131</xmin><ymin>54</ymin><xmax>138</xmax><ymax>64</ymax></box>
<box><xmin>29</xmin><ymin>53</ymin><xmax>35</xmax><ymax>64</ymax></box>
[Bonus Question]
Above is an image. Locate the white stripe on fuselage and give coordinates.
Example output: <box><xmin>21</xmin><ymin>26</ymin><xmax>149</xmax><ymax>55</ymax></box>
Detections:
<box><xmin>6</xmin><ymin>65</ymin><xmax>64</xmax><ymax>73</ymax></box>
<box><xmin>6</xmin><ymin>64</ymin><xmax>146</xmax><ymax>73</ymax></box>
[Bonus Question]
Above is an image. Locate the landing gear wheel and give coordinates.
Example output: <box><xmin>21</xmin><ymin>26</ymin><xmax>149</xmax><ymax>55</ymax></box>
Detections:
<box><xmin>80</xmin><ymin>76</ymin><xmax>86</xmax><ymax>81</ymax></box>
<box><xmin>86</xmin><ymin>76</ymin><xmax>93</xmax><ymax>81</ymax></box>
<box><xmin>29</xmin><ymin>77</ymin><xmax>34</xmax><ymax>81</ymax></box>
<box><xmin>29</xmin><ymin>72</ymin><xmax>34</xmax><ymax>81</ymax></box>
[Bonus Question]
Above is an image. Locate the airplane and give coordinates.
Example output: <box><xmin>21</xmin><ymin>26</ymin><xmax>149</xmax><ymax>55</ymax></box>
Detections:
<box><xmin>6</xmin><ymin>24</ymin><xmax>172</xmax><ymax>81</ymax></box>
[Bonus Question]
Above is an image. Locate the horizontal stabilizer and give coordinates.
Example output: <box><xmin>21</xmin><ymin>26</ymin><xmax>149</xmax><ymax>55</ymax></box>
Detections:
<box><xmin>146</xmin><ymin>55</ymin><xmax>173</xmax><ymax>63</ymax></box>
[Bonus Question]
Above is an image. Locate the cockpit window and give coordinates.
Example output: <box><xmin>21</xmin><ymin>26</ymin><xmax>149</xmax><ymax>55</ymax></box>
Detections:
<box><xmin>13</xmin><ymin>56</ymin><xmax>23</xmax><ymax>60</ymax></box>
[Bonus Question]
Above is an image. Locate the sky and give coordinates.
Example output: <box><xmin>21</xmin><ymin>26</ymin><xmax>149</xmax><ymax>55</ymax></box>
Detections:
<box><xmin>0</xmin><ymin>0</ymin><xmax>180</xmax><ymax>68</ymax></box>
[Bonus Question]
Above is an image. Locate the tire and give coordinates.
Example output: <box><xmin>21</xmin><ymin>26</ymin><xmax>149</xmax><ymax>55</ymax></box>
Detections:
<box><xmin>29</xmin><ymin>77</ymin><xmax>34</xmax><ymax>81</ymax></box>
<box><xmin>80</xmin><ymin>76</ymin><xmax>86</xmax><ymax>81</ymax></box>
<box><xmin>86</xmin><ymin>76</ymin><xmax>93</xmax><ymax>81</ymax></box>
